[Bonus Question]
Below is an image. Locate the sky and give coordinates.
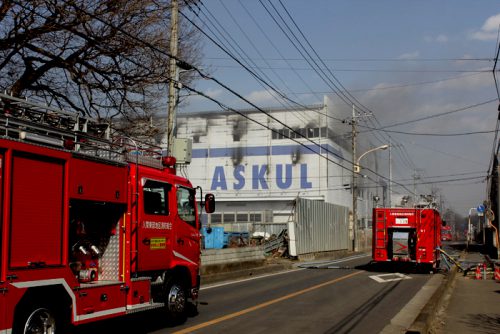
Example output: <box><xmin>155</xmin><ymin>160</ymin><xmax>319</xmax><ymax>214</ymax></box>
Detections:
<box><xmin>179</xmin><ymin>0</ymin><xmax>500</xmax><ymax>215</ymax></box>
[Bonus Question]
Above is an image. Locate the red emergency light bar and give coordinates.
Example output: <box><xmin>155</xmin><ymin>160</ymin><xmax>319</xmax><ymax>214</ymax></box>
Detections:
<box><xmin>162</xmin><ymin>156</ymin><xmax>176</xmax><ymax>167</ymax></box>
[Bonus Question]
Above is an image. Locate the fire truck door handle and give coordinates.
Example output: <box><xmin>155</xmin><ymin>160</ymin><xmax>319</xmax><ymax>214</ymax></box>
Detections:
<box><xmin>177</xmin><ymin>238</ymin><xmax>184</xmax><ymax>245</ymax></box>
<box><xmin>28</xmin><ymin>261</ymin><xmax>46</xmax><ymax>268</ymax></box>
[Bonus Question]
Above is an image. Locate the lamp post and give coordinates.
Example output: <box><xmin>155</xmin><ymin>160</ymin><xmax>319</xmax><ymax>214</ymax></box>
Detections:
<box><xmin>353</xmin><ymin>144</ymin><xmax>389</xmax><ymax>251</ymax></box>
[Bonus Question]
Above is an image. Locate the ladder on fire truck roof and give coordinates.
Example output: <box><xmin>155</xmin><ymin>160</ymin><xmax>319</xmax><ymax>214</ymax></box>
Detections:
<box><xmin>0</xmin><ymin>93</ymin><xmax>164</xmax><ymax>167</ymax></box>
<box><xmin>374</xmin><ymin>209</ymin><xmax>387</xmax><ymax>250</ymax></box>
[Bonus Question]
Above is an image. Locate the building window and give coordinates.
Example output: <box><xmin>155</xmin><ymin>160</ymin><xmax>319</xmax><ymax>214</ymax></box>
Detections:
<box><xmin>249</xmin><ymin>213</ymin><xmax>262</xmax><ymax>222</ymax></box>
<box><xmin>307</xmin><ymin>127</ymin><xmax>320</xmax><ymax>138</ymax></box>
<box><xmin>272</xmin><ymin>127</ymin><xmax>326</xmax><ymax>140</ymax></box>
<box><xmin>236</xmin><ymin>213</ymin><xmax>248</xmax><ymax>222</ymax></box>
<box><xmin>211</xmin><ymin>214</ymin><xmax>222</xmax><ymax>223</ymax></box>
<box><xmin>279</xmin><ymin>128</ymin><xmax>289</xmax><ymax>139</ymax></box>
<box><xmin>223</xmin><ymin>213</ymin><xmax>235</xmax><ymax>223</ymax></box>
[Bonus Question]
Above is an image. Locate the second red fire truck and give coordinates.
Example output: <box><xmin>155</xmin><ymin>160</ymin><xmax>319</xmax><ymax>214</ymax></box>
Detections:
<box><xmin>372</xmin><ymin>207</ymin><xmax>442</xmax><ymax>270</ymax></box>
<box><xmin>0</xmin><ymin>93</ymin><xmax>214</xmax><ymax>333</ymax></box>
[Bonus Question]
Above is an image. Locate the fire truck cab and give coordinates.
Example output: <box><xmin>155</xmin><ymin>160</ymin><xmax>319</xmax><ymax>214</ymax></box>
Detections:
<box><xmin>0</xmin><ymin>94</ymin><xmax>214</xmax><ymax>333</ymax></box>
<box><xmin>372</xmin><ymin>207</ymin><xmax>442</xmax><ymax>270</ymax></box>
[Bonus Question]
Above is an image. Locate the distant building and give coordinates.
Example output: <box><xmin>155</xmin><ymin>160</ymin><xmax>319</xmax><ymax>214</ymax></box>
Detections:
<box><xmin>174</xmin><ymin>96</ymin><xmax>387</xmax><ymax>233</ymax></box>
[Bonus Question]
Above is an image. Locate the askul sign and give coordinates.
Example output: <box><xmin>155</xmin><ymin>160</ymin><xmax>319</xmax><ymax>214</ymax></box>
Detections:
<box><xmin>211</xmin><ymin>163</ymin><xmax>312</xmax><ymax>190</ymax></box>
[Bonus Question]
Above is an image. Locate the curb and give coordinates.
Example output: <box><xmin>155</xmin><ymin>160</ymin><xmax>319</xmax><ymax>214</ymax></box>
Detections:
<box><xmin>380</xmin><ymin>266</ymin><xmax>458</xmax><ymax>334</ymax></box>
<box><xmin>406</xmin><ymin>266</ymin><xmax>458</xmax><ymax>333</ymax></box>
<box><xmin>201</xmin><ymin>262</ymin><xmax>294</xmax><ymax>285</ymax></box>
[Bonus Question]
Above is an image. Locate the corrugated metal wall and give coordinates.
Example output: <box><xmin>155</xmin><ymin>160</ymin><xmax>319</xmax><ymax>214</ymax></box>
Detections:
<box><xmin>294</xmin><ymin>197</ymin><xmax>349</xmax><ymax>255</ymax></box>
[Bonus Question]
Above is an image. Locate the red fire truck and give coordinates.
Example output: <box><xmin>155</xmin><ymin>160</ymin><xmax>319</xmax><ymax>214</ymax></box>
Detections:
<box><xmin>372</xmin><ymin>207</ymin><xmax>442</xmax><ymax>270</ymax></box>
<box><xmin>441</xmin><ymin>225</ymin><xmax>452</xmax><ymax>241</ymax></box>
<box><xmin>0</xmin><ymin>94</ymin><xmax>215</xmax><ymax>333</ymax></box>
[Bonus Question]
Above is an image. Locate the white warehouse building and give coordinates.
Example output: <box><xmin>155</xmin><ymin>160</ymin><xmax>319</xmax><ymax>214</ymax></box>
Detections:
<box><xmin>175</xmin><ymin>96</ymin><xmax>387</xmax><ymax>234</ymax></box>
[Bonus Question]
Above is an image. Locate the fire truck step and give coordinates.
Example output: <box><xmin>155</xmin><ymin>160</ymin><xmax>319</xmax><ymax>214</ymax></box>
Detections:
<box><xmin>126</xmin><ymin>302</ymin><xmax>165</xmax><ymax>314</ymax></box>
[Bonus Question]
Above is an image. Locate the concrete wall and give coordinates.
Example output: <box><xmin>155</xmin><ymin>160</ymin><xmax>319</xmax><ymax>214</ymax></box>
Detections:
<box><xmin>201</xmin><ymin>246</ymin><xmax>265</xmax><ymax>266</ymax></box>
<box><xmin>200</xmin><ymin>246</ymin><xmax>266</xmax><ymax>277</ymax></box>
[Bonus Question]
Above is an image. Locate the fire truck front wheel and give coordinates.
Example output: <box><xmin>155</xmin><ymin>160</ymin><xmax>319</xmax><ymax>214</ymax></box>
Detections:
<box><xmin>165</xmin><ymin>280</ymin><xmax>187</xmax><ymax>322</ymax></box>
<box><xmin>14</xmin><ymin>305</ymin><xmax>62</xmax><ymax>334</ymax></box>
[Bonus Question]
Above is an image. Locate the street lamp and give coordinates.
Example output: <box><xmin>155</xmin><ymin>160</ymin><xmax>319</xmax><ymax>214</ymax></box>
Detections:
<box><xmin>352</xmin><ymin>144</ymin><xmax>389</xmax><ymax>251</ymax></box>
<box><xmin>354</xmin><ymin>144</ymin><xmax>389</xmax><ymax>172</ymax></box>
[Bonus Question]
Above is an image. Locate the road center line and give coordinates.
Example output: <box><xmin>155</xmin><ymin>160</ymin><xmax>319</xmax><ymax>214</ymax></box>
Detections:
<box><xmin>174</xmin><ymin>270</ymin><xmax>363</xmax><ymax>334</ymax></box>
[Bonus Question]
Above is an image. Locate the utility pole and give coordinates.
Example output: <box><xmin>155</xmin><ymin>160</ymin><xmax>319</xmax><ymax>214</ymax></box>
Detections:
<box><xmin>351</xmin><ymin>104</ymin><xmax>357</xmax><ymax>252</ymax></box>
<box><xmin>388</xmin><ymin>142</ymin><xmax>392</xmax><ymax>207</ymax></box>
<box><xmin>167</xmin><ymin>0</ymin><xmax>179</xmax><ymax>156</ymax></box>
<box><xmin>412</xmin><ymin>169</ymin><xmax>421</xmax><ymax>207</ymax></box>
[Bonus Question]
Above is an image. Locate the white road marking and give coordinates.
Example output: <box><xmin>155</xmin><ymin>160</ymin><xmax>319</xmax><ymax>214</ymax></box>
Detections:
<box><xmin>369</xmin><ymin>273</ymin><xmax>412</xmax><ymax>283</ymax></box>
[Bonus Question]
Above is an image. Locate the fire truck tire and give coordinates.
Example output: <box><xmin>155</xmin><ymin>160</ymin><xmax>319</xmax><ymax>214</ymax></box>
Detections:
<box><xmin>14</xmin><ymin>304</ymin><xmax>65</xmax><ymax>334</ymax></box>
<box><xmin>164</xmin><ymin>280</ymin><xmax>187</xmax><ymax>322</ymax></box>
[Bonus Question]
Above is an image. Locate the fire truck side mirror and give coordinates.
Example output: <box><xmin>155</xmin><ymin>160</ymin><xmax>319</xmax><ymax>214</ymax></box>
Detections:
<box><xmin>205</xmin><ymin>193</ymin><xmax>215</xmax><ymax>213</ymax></box>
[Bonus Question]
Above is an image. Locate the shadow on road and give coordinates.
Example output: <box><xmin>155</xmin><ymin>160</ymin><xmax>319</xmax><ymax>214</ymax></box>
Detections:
<box><xmin>355</xmin><ymin>261</ymin><xmax>435</xmax><ymax>275</ymax></box>
<box><xmin>70</xmin><ymin>304</ymin><xmax>199</xmax><ymax>334</ymax></box>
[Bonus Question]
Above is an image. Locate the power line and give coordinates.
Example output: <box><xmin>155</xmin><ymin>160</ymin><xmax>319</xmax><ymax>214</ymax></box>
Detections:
<box><xmin>182</xmin><ymin>1</ymin><xmax>319</xmax><ymax>122</ymax></box>
<box><xmin>361</xmin><ymin>127</ymin><xmax>497</xmax><ymax>137</ymax></box>
<box><xmin>280</xmin><ymin>72</ymin><xmax>487</xmax><ymax>94</ymax></box>
<box><xmin>270</xmin><ymin>0</ymin><xmax>424</xmax><ymax>189</ymax></box>
<box><xmin>260</xmin><ymin>0</ymin><xmax>421</xmax><ymax>196</ymax></box>
<box><xmin>19</xmin><ymin>0</ymin><xmax>442</xmax><ymax>198</ymax></box>
<box><xmin>206</xmin><ymin>56</ymin><xmax>494</xmax><ymax>62</ymax></box>
<box><xmin>210</xmin><ymin>0</ymin><xmax>315</xmax><ymax>124</ymax></box>
<box><xmin>363</xmin><ymin>98</ymin><xmax>497</xmax><ymax>131</ymax></box>
<box><xmin>209</xmin><ymin>64</ymin><xmax>490</xmax><ymax>74</ymax></box>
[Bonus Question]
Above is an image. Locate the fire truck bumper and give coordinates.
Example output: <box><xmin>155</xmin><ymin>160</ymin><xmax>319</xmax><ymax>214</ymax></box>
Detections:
<box><xmin>190</xmin><ymin>274</ymin><xmax>201</xmax><ymax>300</ymax></box>
<box><xmin>191</xmin><ymin>287</ymin><xmax>199</xmax><ymax>300</ymax></box>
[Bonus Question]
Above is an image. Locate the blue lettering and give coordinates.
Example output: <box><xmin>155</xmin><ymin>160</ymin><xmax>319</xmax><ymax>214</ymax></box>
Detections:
<box><xmin>276</xmin><ymin>164</ymin><xmax>292</xmax><ymax>189</ymax></box>
<box><xmin>252</xmin><ymin>165</ymin><xmax>268</xmax><ymax>189</ymax></box>
<box><xmin>300</xmin><ymin>164</ymin><xmax>312</xmax><ymax>189</ymax></box>
<box><xmin>233</xmin><ymin>165</ymin><xmax>245</xmax><ymax>190</ymax></box>
<box><xmin>211</xmin><ymin>166</ymin><xmax>227</xmax><ymax>190</ymax></box>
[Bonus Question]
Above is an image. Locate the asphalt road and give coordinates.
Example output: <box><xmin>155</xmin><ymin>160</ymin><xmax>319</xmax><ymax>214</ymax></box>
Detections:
<box><xmin>75</xmin><ymin>254</ymin><xmax>434</xmax><ymax>334</ymax></box>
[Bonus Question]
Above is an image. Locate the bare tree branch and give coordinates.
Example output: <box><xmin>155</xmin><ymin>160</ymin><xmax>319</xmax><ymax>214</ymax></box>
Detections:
<box><xmin>1</xmin><ymin>0</ymin><xmax>201</xmax><ymax>126</ymax></box>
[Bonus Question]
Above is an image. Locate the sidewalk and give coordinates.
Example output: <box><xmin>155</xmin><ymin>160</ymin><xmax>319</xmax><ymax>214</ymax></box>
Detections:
<box><xmin>431</xmin><ymin>252</ymin><xmax>500</xmax><ymax>334</ymax></box>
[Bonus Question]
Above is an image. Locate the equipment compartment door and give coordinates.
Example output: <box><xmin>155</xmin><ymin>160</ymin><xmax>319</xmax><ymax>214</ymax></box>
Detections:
<box><xmin>9</xmin><ymin>154</ymin><xmax>65</xmax><ymax>268</ymax></box>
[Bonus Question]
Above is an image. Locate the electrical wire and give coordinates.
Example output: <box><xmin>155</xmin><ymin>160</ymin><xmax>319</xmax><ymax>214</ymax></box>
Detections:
<box><xmin>203</xmin><ymin>0</ymin><xmax>315</xmax><ymax>125</ymax></box>
<box><xmin>362</xmin><ymin>98</ymin><xmax>498</xmax><ymax>131</ymax></box>
<box><xmin>16</xmin><ymin>0</ymin><xmax>476</xmax><ymax>204</ymax></box>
